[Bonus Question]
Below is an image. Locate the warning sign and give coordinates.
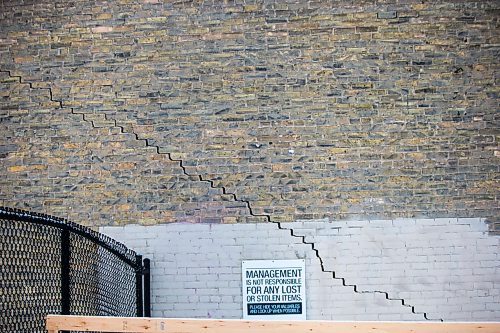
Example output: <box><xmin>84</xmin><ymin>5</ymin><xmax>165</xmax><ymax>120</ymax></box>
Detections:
<box><xmin>242</xmin><ymin>259</ymin><xmax>306</xmax><ymax>320</ymax></box>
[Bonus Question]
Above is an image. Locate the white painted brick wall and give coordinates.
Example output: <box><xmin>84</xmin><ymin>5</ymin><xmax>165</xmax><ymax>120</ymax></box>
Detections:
<box><xmin>101</xmin><ymin>218</ymin><xmax>499</xmax><ymax>321</ymax></box>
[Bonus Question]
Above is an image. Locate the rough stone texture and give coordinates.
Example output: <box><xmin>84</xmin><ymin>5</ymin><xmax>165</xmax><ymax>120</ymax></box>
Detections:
<box><xmin>0</xmin><ymin>0</ymin><xmax>499</xmax><ymax>230</ymax></box>
<box><xmin>0</xmin><ymin>72</ymin><xmax>248</xmax><ymax>226</ymax></box>
<box><xmin>101</xmin><ymin>218</ymin><xmax>500</xmax><ymax>321</ymax></box>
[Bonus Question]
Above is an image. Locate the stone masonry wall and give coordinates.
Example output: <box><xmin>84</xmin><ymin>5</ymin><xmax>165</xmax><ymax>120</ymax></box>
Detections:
<box><xmin>0</xmin><ymin>0</ymin><xmax>499</xmax><ymax>229</ymax></box>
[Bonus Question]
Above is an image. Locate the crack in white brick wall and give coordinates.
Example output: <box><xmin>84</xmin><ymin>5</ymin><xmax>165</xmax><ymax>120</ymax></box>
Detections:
<box><xmin>101</xmin><ymin>218</ymin><xmax>500</xmax><ymax>321</ymax></box>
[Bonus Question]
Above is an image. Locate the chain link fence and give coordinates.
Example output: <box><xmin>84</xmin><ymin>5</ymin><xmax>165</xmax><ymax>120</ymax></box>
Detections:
<box><xmin>0</xmin><ymin>207</ymin><xmax>150</xmax><ymax>333</ymax></box>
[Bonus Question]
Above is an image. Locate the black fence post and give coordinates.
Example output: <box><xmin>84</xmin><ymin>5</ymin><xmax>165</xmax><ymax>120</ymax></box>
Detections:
<box><xmin>61</xmin><ymin>228</ymin><xmax>71</xmax><ymax>315</ymax></box>
<box><xmin>143</xmin><ymin>258</ymin><xmax>151</xmax><ymax>317</ymax></box>
<box><xmin>135</xmin><ymin>254</ymin><xmax>144</xmax><ymax>317</ymax></box>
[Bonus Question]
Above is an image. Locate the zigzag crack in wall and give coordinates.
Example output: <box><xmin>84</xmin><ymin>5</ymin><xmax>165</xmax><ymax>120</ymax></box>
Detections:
<box><xmin>0</xmin><ymin>68</ymin><xmax>442</xmax><ymax>321</ymax></box>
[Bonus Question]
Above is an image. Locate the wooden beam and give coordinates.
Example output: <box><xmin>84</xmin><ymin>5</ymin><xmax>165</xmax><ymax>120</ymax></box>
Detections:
<box><xmin>46</xmin><ymin>315</ymin><xmax>500</xmax><ymax>333</ymax></box>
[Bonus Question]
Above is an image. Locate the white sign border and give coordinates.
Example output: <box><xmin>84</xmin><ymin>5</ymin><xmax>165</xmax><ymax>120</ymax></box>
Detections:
<box><xmin>242</xmin><ymin>259</ymin><xmax>306</xmax><ymax>320</ymax></box>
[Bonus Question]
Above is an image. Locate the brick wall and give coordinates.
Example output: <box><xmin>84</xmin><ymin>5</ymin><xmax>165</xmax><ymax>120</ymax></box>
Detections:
<box><xmin>0</xmin><ymin>0</ymin><xmax>498</xmax><ymax>230</ymax></box>
<box><xmin>101</xmin><ymin>218</ymin><xmax>500</xmax><ymax>321</ymax></box>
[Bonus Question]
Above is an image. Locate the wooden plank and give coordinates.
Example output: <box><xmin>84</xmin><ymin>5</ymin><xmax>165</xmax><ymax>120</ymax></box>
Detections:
<box><xmin>46</xmin><ymin>315</ymin><xmax>500</xmax><ymax>333</ymax></box>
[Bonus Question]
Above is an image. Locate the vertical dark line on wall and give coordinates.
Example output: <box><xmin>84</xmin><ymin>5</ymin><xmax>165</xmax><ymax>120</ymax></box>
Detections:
<box><xmin>143</xmin><ymin>258</ymin><xmax>151</xmax><ymax>317</ymax></box>
<box><xmin>135</xmin><ymin>254</ymin><xmax>144</xmax><ymax>317</ymax></box>
<box><xmin>60</xmin><ymin>228</ymin><xmax>71</xmax><ymax>316</ymax></box>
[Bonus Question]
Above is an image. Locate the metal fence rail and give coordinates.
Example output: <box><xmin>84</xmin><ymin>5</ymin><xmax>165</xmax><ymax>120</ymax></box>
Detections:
<box><xmin>0</xmin><ymin>207</ymin><xmax>150</xmax><ymax>333</ymax></box>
